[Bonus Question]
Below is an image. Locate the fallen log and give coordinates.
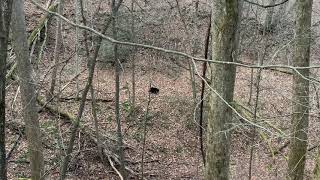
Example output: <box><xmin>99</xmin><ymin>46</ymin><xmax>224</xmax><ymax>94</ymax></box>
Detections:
<box><xmin>7</xmin><ymin>96</ymin><xmax>137</xmax><ymax>176</ymax></box>
<box><xmin>36</xmin><ymin>96</ymin><xmax>118</xmax><ymax>143</ymax></box>
<box><xmin>36</xmin><ymin>96</ymin><xmax>138</xmax><ymax>176</ymax></box>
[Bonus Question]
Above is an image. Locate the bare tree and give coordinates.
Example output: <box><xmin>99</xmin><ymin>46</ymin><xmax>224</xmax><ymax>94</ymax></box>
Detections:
<box><xmin>11</xmin><ymin>0</ymin><xmax>44</xmax><ymax>179</ymax></box>
<box><xmin>0</xmin><ymin>0</ymin><xmax>12</xmax><ymax>179</ymax></box>
<box><xmin>287</xmin><ymin>0</ymin><xmax>313</xmax><ymax>179</ymax></box>
<box><xmin>205</xmin><ymin>0</ymin><xmax>239</xmax><ymax>179</ymax></box>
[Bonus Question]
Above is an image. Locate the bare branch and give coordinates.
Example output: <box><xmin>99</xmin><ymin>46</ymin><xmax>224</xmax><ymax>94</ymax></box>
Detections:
<box><xmin>243</xmin><ymin>0</ymin><xmax>289</xmax><ymax>8</ymax></box>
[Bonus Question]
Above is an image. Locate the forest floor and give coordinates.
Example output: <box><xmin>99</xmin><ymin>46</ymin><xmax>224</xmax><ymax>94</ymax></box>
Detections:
<box><xmin>5</xmin><ymin>0</ymin><xmax>320</xmax><ymax>179</ymax></box>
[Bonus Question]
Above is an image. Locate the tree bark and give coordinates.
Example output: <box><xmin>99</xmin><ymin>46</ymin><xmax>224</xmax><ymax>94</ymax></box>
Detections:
<box><xmin>11</xmin><ymin>0</ymin><xmax>44</xmax><ymax>179</ymax></box>
<box><xmin>0</xmin><ymin>1</ymin><xmax>12</xmax><ymax>179</ymax></box>
<box><xmin>205</xmin><ymin>0</ymin><xmax>239</xmax><ymax>179</ymax></box>
<box><xmin>287</xmin><ymin>0</ymin><xmax>312</xmax><ymax>180</ymax></box>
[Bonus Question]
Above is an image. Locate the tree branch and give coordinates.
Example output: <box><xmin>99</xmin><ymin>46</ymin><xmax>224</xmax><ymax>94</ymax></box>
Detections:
<box><xmin>243</xmin><ymin>0</ymin><xmax>289</xmax><ymax>9</ymax></box>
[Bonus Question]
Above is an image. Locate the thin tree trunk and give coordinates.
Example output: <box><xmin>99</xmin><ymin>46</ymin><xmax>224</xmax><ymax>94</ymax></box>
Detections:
<box><xmin>199</xmin><ymin>15</ymin><xmax>211</xmax><ymax>165</ymax></box>
<box><xmin>131</xmin><ymin>0</ymin><xmax>136</xmax><ymax>113</ymax></box>
<box><xmin>249</xmin><ymin>6</ymin><xmax>269</xmax><ymax>178</ymax></box>
<box><xmin>75</xmin><ymin>0</ymin><xmax>81</xmax><ymax>99</ymax></box>
<box><xmin>112</xmin><ymin>0</ymin><xmax>126</xmax><ymax>177</ymax></box>
<box><xmin>79</xmin><ymin>0</ymin><xmax>104</xmax><ymax>166</ymax></box>
<box><xmin>11</xmin><ymin>0</ymin><xmax>44</xmax><ymax>179</ymax></box>
<box><xmin>48</xmin><ymin>0</ymin><xmax>64</xmax><ymax>100</ymax></box>
<box><xmin>264</xmin><ymin>0</ymin><xmax>276</xmax><ymax>32</ymax></box>
<box><xmin>248</xmin><ymin>42</ymin><xmax>267</xmax><ymax>180</ymax></box>
<box><xmin>287</xmin><ymin>0</ymin><xmax>313</xmax><ymax>180</ymax></box>
<box><xmin>59</xmin><ymin>38</ymin><xmax>97</xmax><ymax>180</ymax></box>
<box><xmin>205</xmin><ymin>0</ymin><xmax>239</xmax><ymax>179</ymax></box>
<box><xmin>90</xmin><ymin>85</ymin><xmax>104</xmax><ymax>162</ymax></box>
<box><xmin>140</xmin><ymin>89</ymin><xmax>152</xmax><ymax>179</ymax></box>
<box><xmin>0</xmin><ymin>1</ymin><xmax>12</xmax><ymax>179</ymax></box>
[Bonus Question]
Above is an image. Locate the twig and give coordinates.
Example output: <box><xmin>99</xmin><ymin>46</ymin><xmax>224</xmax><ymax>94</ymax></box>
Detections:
<box><xmin>308</xmin><ymin>144</ymin><xmax>320</xmax><ymax>152</ymax></box>
<box><xmin>108</xmin><ymin>155</ymin><xmax>124</xmax><ymax>180</ymax></box>
<box><xmin>272</xmin><ymin>141</ymin><xmax>290</xmax><ymax>156</ymax></box>
<box><xmin>141</xmin><ymin>83</ymin><xmax>152</xmax><ymax>180</ymax></box>
<box><xmin>6</xmin><ymin>134</ymin><xmax>22</xmax><ymax>161</ymax></box>
<box><xmin>272</xmin><ymin>142</ymin><xmax>319</xmax><ymax>157</ymax></box>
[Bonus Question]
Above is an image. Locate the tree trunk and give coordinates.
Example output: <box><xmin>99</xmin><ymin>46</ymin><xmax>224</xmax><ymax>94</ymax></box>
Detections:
<box><xmin>0</xmin><ymin>1</ymin><xmax>12</xmax><ymax>179</ymax></box>
<box><xmin>48</xmin><ymin>0</ymin><xmax>64</xmax><ymax>99</ymax></box>
<box><xmin>112</xmin><ymin>0</ymin><xmax>126</xmax><ymax>177</ymax></box>
<box><xmin>205</xmin><ymin>0</ymin><xmax>239</xmax><ymax>179</ymax></box>
<box><xmin>131</xmin><ymin>0</ymin><xmax>136</xmax><ymax>113</ymax></box>
<box><xmin>11</xmin><ymin>0</ymin><xmax>44</xmax><ymax>179</ymax></box>
<box><xmin>287</xmin><ymin>0</ymin><xmax>313</xmax><ymax>180</ymax></box>
<box><xmin>75</xmin><ymin>0</ymin><xmax>81</xmax><ymax>98</ymax></box>
<box><xmin>264</xmin><ymin>0</ymin><xmax>276</xmax><ymax>32</ymax></box>
<box><xmin>272</xmin><ymin>0</ymin><xmax>288</xmax><ymax>29</ymax></box>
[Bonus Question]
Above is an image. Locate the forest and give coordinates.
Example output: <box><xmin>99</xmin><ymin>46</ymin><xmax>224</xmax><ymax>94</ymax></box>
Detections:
<box><xmin>0</xmin><ymin>0</ymin><xmax>319</xmax><ymax>179</ymax></box>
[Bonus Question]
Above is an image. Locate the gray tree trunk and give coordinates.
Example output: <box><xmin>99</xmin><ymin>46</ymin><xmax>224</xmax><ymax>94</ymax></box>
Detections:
<box><xmin>0</xmin><ymin>1</ymin><xmax>12</xmax><ymax>179</ymax></box>
<box><xmin>205</xmin><ymin>0</ymin><xmax>239</xmax><ymax>179</ymax></box>
<box><xmin>287</xmin><ymin>0</ymin><xmax>313</xmax><ymax>180</ymax></box>
<box><xmin>11</xmin><ymin>0</ymin><xmax>44</xmax><ymax>179</ymax></box>
<box><xmin>264</xmin><ymin>0</ymin><xmax>276</xmax><ymax>32</ymax></box>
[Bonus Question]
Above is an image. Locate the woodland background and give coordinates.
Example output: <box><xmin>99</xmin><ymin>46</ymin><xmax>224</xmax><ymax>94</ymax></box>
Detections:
<box><xmin>1</xmin><ymin>0</ymin><xmax>320</xmax><ymax>179</ymax></box>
